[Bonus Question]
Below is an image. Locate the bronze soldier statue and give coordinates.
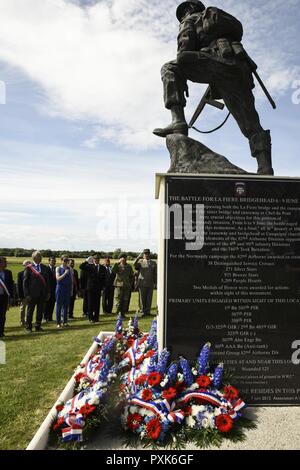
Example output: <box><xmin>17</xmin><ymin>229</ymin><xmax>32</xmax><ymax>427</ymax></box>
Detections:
<box><xmin>153</xmin><ymin>0</ymin><xmax>274</xmax><ymax>175</ymax></box>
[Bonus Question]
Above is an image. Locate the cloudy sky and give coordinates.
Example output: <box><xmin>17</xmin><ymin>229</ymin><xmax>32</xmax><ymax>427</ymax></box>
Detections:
<box><xmin>0</xmin><ymin>0</ymin><xmax>299</xmax><ymax>252</ymax></box>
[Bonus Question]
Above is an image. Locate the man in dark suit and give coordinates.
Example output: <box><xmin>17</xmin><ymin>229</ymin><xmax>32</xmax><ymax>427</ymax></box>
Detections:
<box><xmin>0</xmin><ymin>257</ymin><xmax>14</xmax><ymax>338</ymax></box>
<box><xmin>17</xmin><ymin>260</ymin><xmax>31</xmax><ymax>326</ymax></box>
<box><xmin>79</xmin><ymin>254</ymin><xmax>106</xmax><ymax>323</ymax></box>
<box><xmin>23</xmin><ymin>251</ymin><xmax>50</xmax><ymax>333</ymax></box>
<box><xmin>44</xmin><ymin>257</ymin><xmax>57</xmax><ymax>322</ymax></box>
<box><xmin>102</xmin><ymin>257</ymin><xmax>115</xmax><ymax>314</ymax></box>
<box><xmin>69</xmin><ymin>259</ymin><xmax>79</xmax><ymax>318</ymax></box>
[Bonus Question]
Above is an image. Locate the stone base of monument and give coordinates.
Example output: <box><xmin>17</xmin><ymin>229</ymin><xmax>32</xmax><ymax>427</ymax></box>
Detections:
<box><xmin>84</xmin><ymin>407</ymin><xmax>300</xmax><ymax>450</ymax></box>
<box><xmin>155</xmin><ymin>173</ymin><xmax>300</xmax><ymax>406</ymax></box>
<box><xmin>166</xmin><ymin>134</ymin><xmax>249</xmax><ymax>175</ymax></box>
<box><xmin>26</xmin><ymin>331</ymin><xmax>113</xmax><ymax>451</ymax></box>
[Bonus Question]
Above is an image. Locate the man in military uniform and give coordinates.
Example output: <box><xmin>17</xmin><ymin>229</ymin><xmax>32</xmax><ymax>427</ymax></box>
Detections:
<box><xmin>153</xmin><ymin>0</ymin><xmax>273</xmax><ymax>175</ymax></box>
<box><xmin>134</xmin><ymin>249</ymin><xmax>157</xmax><ymax>317</ymax></box>
<box><xmin>112</xmin><ymin>254</ymin><xmax>134</xmax><ymax>318</ymax></box>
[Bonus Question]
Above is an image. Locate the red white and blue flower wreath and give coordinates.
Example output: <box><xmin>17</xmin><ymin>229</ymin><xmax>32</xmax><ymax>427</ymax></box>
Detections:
<box><xmin>51</xmin><ymin>315</ymin><xmax>255</xmax><ymax>449</ymax></box>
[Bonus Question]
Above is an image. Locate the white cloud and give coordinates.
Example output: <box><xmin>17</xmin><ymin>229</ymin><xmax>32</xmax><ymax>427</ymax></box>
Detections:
<box><xmin>0</xmin><ymin>0</ymin><xmax>299</xmax><ymax>149</ymax></box>
<box><xmin>0</xmin><ymin>0</ymin><xmax>176</xmax><ymax>149</ymax></box>
<box><xmin>0</xmin><ymin>137</ymin><xmax>163</xmax><ymax>200</ymax></box>
<box><xmin>0</xmin><ymin>138</ymin><xmax>161</xmax><ymax>250</ymax></box>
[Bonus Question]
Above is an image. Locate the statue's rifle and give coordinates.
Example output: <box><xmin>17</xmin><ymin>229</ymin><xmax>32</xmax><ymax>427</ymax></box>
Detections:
<box><xmin>245</xmin><ymin>55</ymin><xmax>277</xmax><ymax>110</ymax></box>
<box><xmin>189</xmin><ymin>85</ymin><xmax>225</xmax><ymax>129</ymax></box>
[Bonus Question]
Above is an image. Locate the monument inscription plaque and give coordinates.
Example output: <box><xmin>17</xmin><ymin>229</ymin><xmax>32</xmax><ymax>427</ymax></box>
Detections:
<box><xmin>158</xmin><ymin>174</ymin><xmax>300</xmax><ymax>405</ymax></box>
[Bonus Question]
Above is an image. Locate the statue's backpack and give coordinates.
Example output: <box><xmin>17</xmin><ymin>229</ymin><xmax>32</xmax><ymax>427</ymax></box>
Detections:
<box><xmin>202</xmin><ymin>7</ymin><xmax>243</xmax><ymax>44</ymax></box>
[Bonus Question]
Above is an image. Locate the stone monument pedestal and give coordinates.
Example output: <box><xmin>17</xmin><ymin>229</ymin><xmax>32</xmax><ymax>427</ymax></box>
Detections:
<box><xmin>156</xmin><ymin>173</ymin><xmax>300</xmax><ymax>405</ymax></box>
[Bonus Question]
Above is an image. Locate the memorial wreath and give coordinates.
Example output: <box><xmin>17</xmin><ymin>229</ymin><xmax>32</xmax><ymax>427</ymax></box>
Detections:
<box><xmin>50</xmin><ymin>316</ymin><xmax>255</xmax><ymax>449</ymax></box>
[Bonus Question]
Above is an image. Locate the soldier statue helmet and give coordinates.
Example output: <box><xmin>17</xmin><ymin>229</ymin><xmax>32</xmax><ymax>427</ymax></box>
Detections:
<box><xmin>153</xmin><ymin>1</ymin><xmax>274</xmax><ymax>175</ymax></box>
<box><xmin>176</xmin><ymin>0</ymin><xmax>205</xmax><ymax>22</ymax></box>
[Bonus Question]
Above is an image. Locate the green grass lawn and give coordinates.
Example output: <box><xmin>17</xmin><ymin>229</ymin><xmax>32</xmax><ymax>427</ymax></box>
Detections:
<box><xmin>3</xmin><ymin>257</ymin><xmax>118</xmax><ymax>279</ymax></box>
<box><xmin>0</xmin><ymin>258</ymin><xmax>157</xmax><ymax>450</ymax></box>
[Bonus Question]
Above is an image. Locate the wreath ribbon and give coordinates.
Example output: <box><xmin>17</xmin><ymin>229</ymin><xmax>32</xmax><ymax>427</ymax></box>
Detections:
<box><xmin>129</xmin><ymin>397</ymin><xmax>185</xmax><ymax>425</ymax></box>
<box><xmin>180</xmin><ymin>391</ymin><xmax>245</xmax><ymax>420</ymax></box>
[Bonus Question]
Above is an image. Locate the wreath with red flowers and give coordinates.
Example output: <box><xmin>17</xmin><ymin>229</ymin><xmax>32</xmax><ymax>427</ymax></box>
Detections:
<box><xmin>50</xmin><ymin>317</ymin><xmax>256</xmax><ymax>450</ymax></box>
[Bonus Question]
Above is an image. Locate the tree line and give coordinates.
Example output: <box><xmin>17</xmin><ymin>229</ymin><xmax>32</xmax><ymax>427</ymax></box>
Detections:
<box><xmin>0</xmin><ymin>248</ymin><xmax>157</xmax><ymax>260</ymax></box>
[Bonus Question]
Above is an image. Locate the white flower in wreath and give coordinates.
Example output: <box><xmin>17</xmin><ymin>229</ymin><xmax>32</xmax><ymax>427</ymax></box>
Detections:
<box><xmin>190</xmin><ymin>383</ymin><xmax>199</xmax><ymax>391</ymax></box>
<box><xmin>140</xmin><ymin>360</ymin><xmax>150</xmax><ymax>375</ymax></box>
<box><xmin>209</xmin><ymin>416</ymin><xmax>216</xmax><ymax>428</ymax></box>
<box><xmin>177</xmin><ymin>373</ymin><xmax>184</xmax><ymax>383</ymax></box>
<box><xmin>160</xmin><ymin>377</ymin><xmax>169</xmax><ymax>387</ymax></box>
<box><xmin>191</xmin><ymin>405</ymin><xmax>205</xmax><ymax>416</ymax></box>
<box><xmin>185</xmin><ymin>416</ymin><xmax>196</xmax><ymax>429</ymax></box>
<box><xmin>80</xmin><ymin>381</ymin><xmax>90</xmax><ymax>390</ymax></box>
<box><xmin>89</xmin><ymin>395</ymin><xmax>100</xmax><ymax>406</ymax></box>
<box><xmin>201</xmin><ymin>418</ymin><xmax>210</xmax><ymax>429</ymax></box>
<box><xmin>93</xmin><ymin>383</ymin><xmax>102</xmax><ymax>392</ymax></box>
<box><xmin>192</xmin><ymin>367</ymin><xmax>198</xmax><ymax>376</ymax></box>
<box><xmin>139</xmin><ymin>408</ymin><xmax>154</xmax><ymax>418</ymax></box>
<box><xmin>107</xmin><ymin>373</ymin><xmax>116</xmax><ymax>381</ymax></box>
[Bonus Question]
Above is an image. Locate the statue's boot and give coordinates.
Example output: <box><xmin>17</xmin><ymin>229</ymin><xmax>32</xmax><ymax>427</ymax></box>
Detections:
<box><xmin>153</xmin><ymin>105</ymin><xmax>188</xmax><ymax>138</ymax></box>
<box><xmin>153</xmin><ymin>122</ymin><xmax>188</xmax><ymax>138</ymax></box>
<box><xmin>256</xmin><ymin>151</ymin><xmax>274</xmax><ymax>176</ymax></box>
<box><xmin>250</xmin><ymin>130</ymin><xmax>274</xmax><ymax>176</ymax></box>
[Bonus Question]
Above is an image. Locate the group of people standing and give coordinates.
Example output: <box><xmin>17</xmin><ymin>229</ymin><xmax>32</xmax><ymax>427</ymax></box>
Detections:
<box><xmin>17</xmin><ymin>251</ymin><xmax>79</xmax><ymax>332</ymax></box>
<box><xmin>79</xmin><ymin>249</ymin><xmax>157</xmax><ymax>321</ymax></box>
<box><xmin>0</xmin><ymin>248</ymin><xmax>157</xmax><ymax>338</ymax></box>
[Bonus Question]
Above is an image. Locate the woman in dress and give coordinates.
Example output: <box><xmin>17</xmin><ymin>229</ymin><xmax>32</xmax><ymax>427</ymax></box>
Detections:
<box><xmin>56</xmin><ymin>255</ymin><xmax>72</xmax><ymax>328</ymax></box>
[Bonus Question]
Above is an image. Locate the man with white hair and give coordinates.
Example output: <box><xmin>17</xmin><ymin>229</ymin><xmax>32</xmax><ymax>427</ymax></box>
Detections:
<box><xmin>17</xmin><ymin>260</ymin><xmax>31</xmax><ymax>326</ymax></box>
<box><xmin>23</xmin><ymin>251</ymin><xmax>50</xmax><ymax>333</ymax></box>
